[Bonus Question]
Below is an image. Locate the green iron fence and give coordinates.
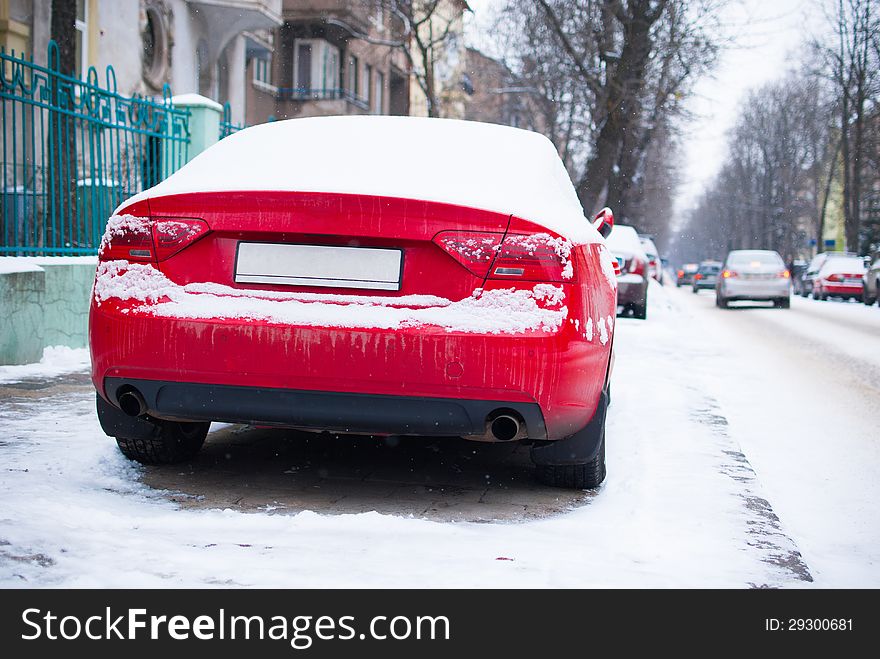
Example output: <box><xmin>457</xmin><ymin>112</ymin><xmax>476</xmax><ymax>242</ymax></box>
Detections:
<box><xmin>219</xmin><ymin>101</ymin><xmax>244</xmax><ymax>140</ymax></box>
<box><xmin>1</xmin><ymin>41</ymin><xmax>190</xmax><ymax>255</ymax></box>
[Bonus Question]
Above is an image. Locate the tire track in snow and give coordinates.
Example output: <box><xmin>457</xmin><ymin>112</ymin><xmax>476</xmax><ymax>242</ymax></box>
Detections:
<box><xmin>689</xmin><ymin>393</ymin><xmax>812</xmax><ymax>585</ymax></box>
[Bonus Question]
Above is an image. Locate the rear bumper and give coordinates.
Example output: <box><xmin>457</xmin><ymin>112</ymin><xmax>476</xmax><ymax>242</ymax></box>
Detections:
<box><xmin>820</xmin><ymin>283</ymin><xmax>862</xmax><ymax>296</ymax></box>
<box><xmin>91</xmin><ymin>295</ymin><xmax>612</xmax><ymax>441</ymax></box>
<box><xmin>102</xmin><ymin>377</ymin><xmax>548</xmax><ymax>439</ymax></box>
<box><xmin>720</xmin><ymin>279</ymin><xmax>789</xmax><ymax>300</ymax></box>
<box><xmin>617</xmin><ymin>276</ymin><xmax>647</xmax><ymax>305</ymax></box>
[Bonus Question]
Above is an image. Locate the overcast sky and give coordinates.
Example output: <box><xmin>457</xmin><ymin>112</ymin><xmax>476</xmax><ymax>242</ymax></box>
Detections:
<box><xmin>464</xmin><ymin>0</ymin><xmax>828</xmax><ymax>222</ymax></box>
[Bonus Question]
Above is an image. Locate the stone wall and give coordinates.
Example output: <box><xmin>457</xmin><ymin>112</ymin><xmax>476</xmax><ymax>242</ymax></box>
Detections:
<box><xmin>0</xmin><ymin>258</ymin><xmax>96</xmax><ymax>365</ymax></box>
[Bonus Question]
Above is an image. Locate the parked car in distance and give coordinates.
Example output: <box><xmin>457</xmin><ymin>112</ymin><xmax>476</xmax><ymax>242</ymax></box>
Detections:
<box><xmin>800</xmin><ymin>251</ymin><xmax>858</xmax><ymax>298</ymax></box>
<box><xmin>812</xmin><ymin>254</ymin><xmax>867</xmax><ymax>301</ymax></box>
<box><xmin>677</xmin><ymin>263</ymin><xmax>698</xmax><ymax>287</ymax></box>
<box><xmin>716</xmin><ymin>249</ymin><xmax>790</xmax><ymax>309</ymax></box>
<box><xmin>692</xmin><ymin>260</ymin><xmax>721</xmax><ymax>293</ymax></box>
<box><xmin>606</xmin><ymin>224</ymin><xmax>649</xmax><ymax>319</ymax></box>
<box><xmin>90</xmin><ymin>116</ymin><xmax>619</xmax><ymax>489</ymax></box>
<box><xmin>639</xmin><ymin>235</ymin><xmax>663</xmax><ymax>283</ymax></box>
<box><xmin>864</xmin><ymin>250</ymin><xmax>880</xmax><ymax>306</ymax></box>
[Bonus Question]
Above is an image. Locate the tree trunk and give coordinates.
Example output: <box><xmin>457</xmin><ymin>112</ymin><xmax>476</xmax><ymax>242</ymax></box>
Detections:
<box><xmin>576</xmin><ymin>6</ymin><xmax>655</xmax><ymax>215</ymax></box>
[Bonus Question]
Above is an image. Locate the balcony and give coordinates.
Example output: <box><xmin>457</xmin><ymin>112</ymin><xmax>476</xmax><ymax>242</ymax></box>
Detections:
<box><xmin>187</xmin><ymin>1</ymin><xmax>283</xmax><ymax>42</ymax></box>
<box><xmin>277</xmin><ymin>87</ymin><xmax>371</xmax><ymax>114</ymax></box>
<box><xmin>283</xmin><ymin>0</ymin><xmax>372</xmax><ymax>36</ymax></box>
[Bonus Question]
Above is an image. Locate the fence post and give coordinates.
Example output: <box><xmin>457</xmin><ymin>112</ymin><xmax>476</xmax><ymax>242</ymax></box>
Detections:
<box><xmin>170</xmin><ymin>94</ymin><xmax>222</xmax><ymax>164</ymax></box>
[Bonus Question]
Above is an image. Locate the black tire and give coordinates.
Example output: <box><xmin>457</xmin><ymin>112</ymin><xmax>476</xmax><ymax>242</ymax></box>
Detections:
<box><xmin>716</xmin><ymin>295</ymin><xmax>728</xmax><ymax>309</ymax></box>
<box><xmin>535</xmin><ymin>433</ymin><xmax>606</xmax><ymax>489</ymax></box>
<box><xmin>115</xmin><ymin>420</ymin><xmax>209</xmax><ymax>465</ymax></box>
<box><xmin>776</xmin><ymin>297</ymin><xmax>790</xmax><ymax>309</ymax></box>
<box><xmin>632</xmin><ymin>302</ymin><xmax>647</xmax><ymax>319</ymax></box>
<box><xmin>692</xmin><ymin>286</ymin><xmax>698</xmax><ymax>294</ymax></box>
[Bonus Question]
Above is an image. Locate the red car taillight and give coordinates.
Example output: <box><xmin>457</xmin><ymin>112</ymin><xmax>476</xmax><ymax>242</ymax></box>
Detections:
<box><xmin>488</xmin><ymin>233</ymin><xmax>572</xmax><ymax>282</ymax></box>
<box><xmin>435</xmin><ymin>231</ymin><xmax>572</xmax><ymax>282</ymax></box>
<box><xmin>99</xmin><ymin>217</ymin><xmax>209</xmax><ymax>263</ymax></box>
<box><xmin>779</xmin><ymin>270</ymin><xmax>790</xmax><ymax>278</ymax></box>
<box><xmin>152</xmin><ymin>219</ymin><xmax>210</xmax><ymax>261</ymax></box>
<box><xmin>99</xmin><ymin>217</ymin><xmax>155</xmax><ymax>262</ymax></box>
<box><xmin>722</xmin><ymin>270</ymin><xmax>737</xmax><ymax>278</ymax></box>
<box><xmin>434</xmin><ymin>231</ymin><xmax>504</xmax><ymax>278</ymax></box>
<box><xmin>628</xmin><ymin>257</ymin><xmax>645</xmax><ymax>277</ymax></box>
<box><xmin>677</xmin><ymin>269</ymin><xmax>684</xmax><ymax>278</ymax></box>
<box><xmin>694</xmin><ymin>273</ymin><xmax>703</xmax><ymax>280</ymax></box>
<box><xmin>826</xmin><ymin>273</ymin><xmax>841</xmax><ymax>282</ymax></box>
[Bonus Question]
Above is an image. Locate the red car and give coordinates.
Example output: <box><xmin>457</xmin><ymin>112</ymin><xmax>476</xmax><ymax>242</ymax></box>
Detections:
<box><xmin>812</xmin><ymin>255</ymin><xmax>867</xmax><ymax>301</ymax></box>
<box><xmin>91</xmin><ymin>117</ymin><xmax>618</xmax><ymax>488</ymax></box>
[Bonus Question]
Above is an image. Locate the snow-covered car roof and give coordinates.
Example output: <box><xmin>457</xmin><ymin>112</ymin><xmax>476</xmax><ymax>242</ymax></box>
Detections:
<box><xmin>605</xmin><ymin>225</ymin><xmax>647</xmax><ymax>259</ymax></box>
<box><xmin>121</xmin><ymin>116</ymin><xmax>602</xmax><ymax>245</ymax></box>
<box><xmin>819</xmin><ymin>255</ymin><xmax>866</xmax><ymax>275</ymax></box>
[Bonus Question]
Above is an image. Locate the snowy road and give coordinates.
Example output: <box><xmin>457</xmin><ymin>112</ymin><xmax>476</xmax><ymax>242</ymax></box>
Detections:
<box><xmin>0</xmin><ymin>284</ymin><xmax>877</xmax><ymax>587</ymax></box>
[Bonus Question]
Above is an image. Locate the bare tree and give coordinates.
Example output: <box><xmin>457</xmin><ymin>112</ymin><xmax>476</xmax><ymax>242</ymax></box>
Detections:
<box><xmin>822</xmin><ymin>0</ymin><xmax>879</xmax><ymax>252</ymax></box>
<box><xmin>495</xmin><ymin>0</ymin><xmax>720</xmax><ymax>228</ymax></box>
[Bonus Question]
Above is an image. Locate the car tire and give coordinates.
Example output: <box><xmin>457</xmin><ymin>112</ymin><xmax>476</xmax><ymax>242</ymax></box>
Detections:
<box><xmin>115</xmin><ymin>420</ymin><xmax>209</xmax><ymax>465</ymax></box>
<box><xmin>692</xmin><ymin>286</ymin><xmax>698</xmax><ymax>294</ymax></box>
<box><xmin>632</xmin><ymin>302</ymin><xmax>647</xmax><ymax>319</ymax></box>
<box><xmin>535</xmin><ymin>432</ymin><xmax>606</xmax><ymax>489</ymax></box>
<box><xmin>776</xmin><ymin>297</ymin><xmax>790</xmax><ymax>309</ymax></box>
<box><xmin>716</xmin><ymin>295</ymin><xmax>728</xmax><ymax>309</ymax></box>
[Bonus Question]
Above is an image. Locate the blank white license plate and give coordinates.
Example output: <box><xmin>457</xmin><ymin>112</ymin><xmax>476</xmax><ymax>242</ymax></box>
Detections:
<box><xmin>235</xmin><ymin>242</ymin><xmax>403</xmax><ymax>291</ymax></box>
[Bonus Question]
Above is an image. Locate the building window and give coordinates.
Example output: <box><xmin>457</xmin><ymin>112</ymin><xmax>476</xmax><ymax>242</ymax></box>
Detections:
<box><xmin>293</xmin><ymin>39</ymin><xmax>340</xmax><ymax>97</ymax></box>
<box><xmin>253</xmin><ymin>55</ymin><xmax>272</xmax><ymax>88</ymax></box>
<box><xmin>374</xmin><ymin>70</ymin><xmax>384</xmax><ymax>114</ymax></box>
<box><xmin>364</xmin><ymin>64</ymin><xmax>372</xmax><ymax>106</ymax></box>
<box><xmin>142</xmin><ymin>6</ymin><xmax>169</xmax><ymax>90</ymax></box>
<box><xmin>75</xmin><ymin>0</ymin><xmax>88</xmax><ymax>79</ymax></box>
<box><xmin>347</xmin><ymin>55</ymin><xmax>359</xmax><ymax>97</ymax></box>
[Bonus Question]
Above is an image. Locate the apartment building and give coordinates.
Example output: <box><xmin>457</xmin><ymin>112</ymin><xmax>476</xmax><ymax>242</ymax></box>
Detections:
<box><xmin>245</xmin><ymin>0</ymin><xmax>410</xmax><ymax>124</ymax></box>
<box><xmin>0</xmin><ymin>0</ymin><xmax>282</xmax><ymax>124</ymax></box>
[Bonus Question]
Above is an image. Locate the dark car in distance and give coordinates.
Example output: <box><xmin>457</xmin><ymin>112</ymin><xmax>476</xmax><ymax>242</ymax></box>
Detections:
<box><xmin>692</xmin><ymin>261</ymin><xmax>721</xmax><ymax>293</ymax></box>
<box><xmin>677</xmin><ymin>263</ymin><xmax>699</xmax><ymax>287</ymax></box>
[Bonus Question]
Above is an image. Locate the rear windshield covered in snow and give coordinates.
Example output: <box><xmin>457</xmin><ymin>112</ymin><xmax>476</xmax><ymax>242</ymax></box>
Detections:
<box><xmin>820</xmin><ymin>256</ymin><xmax>866</xmax><ymax>275</ymax></box>
<box><xmin>726</xmin><ymin>251</ymin><xmax>783</xmax><ymax>267</ymax></box>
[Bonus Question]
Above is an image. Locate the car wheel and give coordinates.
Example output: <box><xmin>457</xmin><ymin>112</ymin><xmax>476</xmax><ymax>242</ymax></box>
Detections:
<box><xmin>776</xmin><ymin>297</ymin><xmax>790</xmax><ymax>309</ymax></box>
<box><xmin>632</xmin><ymin>301</ymin><xmax>647</xmax><ymax>319</ymax></box>
<box><xmin>115</xmin><ymin>420</ymin><xmax>209</xmax><ymax>465</ymax></box>
<box><xmin>716</xmin><ymin>295</ymin><xmax>728</xmax><ymax>309</ymax></box>
<box><xmin>534</xmin><ymin>431</ymin><xmax>606</xmax><ymax>489</ymax></box>
<box><xmin>692</xmin><ymin>286</ymin><xmax>698</xmax><ymax>294</ymax></box>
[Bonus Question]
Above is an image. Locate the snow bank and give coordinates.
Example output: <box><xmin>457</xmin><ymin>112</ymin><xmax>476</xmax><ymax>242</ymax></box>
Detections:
<box><xmin>120</xmin><ymin>116</ymin><xmax>602</xmax><ymax>245</ymax></box>
<box><xmin>0</xmin><ymin>255</ymin><xmax>97</xmax><ymax>274</ymax></box>
<box><xmin>94</xmin><ymin>261</ymin><xmax>568</xmax><ymax>335</ymax></box>
<box><xmin>0</xmin><ymin>346</ymin><xmax>90</xmax><ymax>384</ymax></box>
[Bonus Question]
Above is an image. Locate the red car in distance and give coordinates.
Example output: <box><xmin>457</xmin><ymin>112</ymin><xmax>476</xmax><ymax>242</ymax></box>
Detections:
<box><xmin>90</xmin><ymin>117</ymin><xmax>618</xmax><ymax>488</ymax></box>
<box><xmin>812</xmin><ymin>255</ymin><xmax>867</xmax><ymax>301</ymax></box>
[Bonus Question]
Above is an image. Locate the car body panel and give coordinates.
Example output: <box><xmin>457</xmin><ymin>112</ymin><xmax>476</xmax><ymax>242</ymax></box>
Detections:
<box><xmin>90</xmin><ymin>192</ymin><xmax>617</xmax><ymax>442</ymax></box>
